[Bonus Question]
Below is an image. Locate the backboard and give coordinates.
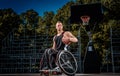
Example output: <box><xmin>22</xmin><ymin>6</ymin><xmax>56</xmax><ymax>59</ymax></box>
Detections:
<box><xmin>70</xmin><ymin>3</ymin><xmax>104</xmax><ymax>24</ymax></box>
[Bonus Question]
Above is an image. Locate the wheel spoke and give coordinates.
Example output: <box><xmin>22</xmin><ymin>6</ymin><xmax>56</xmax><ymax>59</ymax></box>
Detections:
<box><xmin>60</xmin><ymin>57</ymin><xmax>74</xmax><ymax>69</ymax></box>
<box><xmin>58</xmin><ymin>51</ymin><xmax>77</xmax><ymax>75</ymax></box>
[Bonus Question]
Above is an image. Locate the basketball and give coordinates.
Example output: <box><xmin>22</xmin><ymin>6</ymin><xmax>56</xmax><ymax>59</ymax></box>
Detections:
<box><xmin>62</xmin><ymin>37</ymin><xmax>71</xmax><ymax>44</ymax></box>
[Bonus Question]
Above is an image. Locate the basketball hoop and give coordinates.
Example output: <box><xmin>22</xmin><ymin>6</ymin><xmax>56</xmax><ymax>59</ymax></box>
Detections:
<box><xmin>80</xmin><ymin>15</ymin><xmax>90</xmax><ymax>25</ymax></box>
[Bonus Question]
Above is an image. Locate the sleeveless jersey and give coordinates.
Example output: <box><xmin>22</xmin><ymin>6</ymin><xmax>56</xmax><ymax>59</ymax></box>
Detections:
<box><xmin>54</xmin><ymin>32</ymin><xmax>65</xmax><ymax>50</ymax></box>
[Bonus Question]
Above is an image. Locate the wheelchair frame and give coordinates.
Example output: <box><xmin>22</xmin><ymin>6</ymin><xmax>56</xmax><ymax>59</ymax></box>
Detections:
<box><xmin>39</xmin><ymin>48</ymin><xmax>78</xmax><ymax>75</ymax></box>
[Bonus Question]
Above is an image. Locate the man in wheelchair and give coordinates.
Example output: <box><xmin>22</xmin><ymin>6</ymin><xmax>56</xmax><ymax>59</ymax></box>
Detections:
<box><xmin>40</xmin><ymin>21</ymin><xmax>78</xmax><ymax>75</ymax></box>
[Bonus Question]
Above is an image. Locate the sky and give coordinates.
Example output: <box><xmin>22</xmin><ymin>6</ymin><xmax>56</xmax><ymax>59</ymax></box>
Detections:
<box><xmin>0</xmin><ymin>0</ymin><xmax>71</xmax><ymax>16</ymax></box>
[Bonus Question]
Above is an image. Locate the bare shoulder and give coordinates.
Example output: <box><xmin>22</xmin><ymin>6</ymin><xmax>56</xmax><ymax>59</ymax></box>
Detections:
<box><xmin>64</xmin><ymin>31</ymin><xmax>72</xmax><ymax>35</ymax></box>
<box><xmin>64</xmin><ymin>31</ymin><xmax>74</xmax><ymax>37</ymax></box>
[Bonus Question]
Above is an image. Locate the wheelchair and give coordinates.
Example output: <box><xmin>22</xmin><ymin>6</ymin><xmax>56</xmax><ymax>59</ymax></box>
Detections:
<box><xmin>39</xmin><ymin>45</ymin><xmax>78</xmax><ymax>76</ymax></box>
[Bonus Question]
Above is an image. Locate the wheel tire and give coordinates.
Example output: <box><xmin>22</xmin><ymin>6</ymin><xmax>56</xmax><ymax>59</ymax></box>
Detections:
<box><xmin>57</xmin><ymin>50</ymin><xmax>77</xmax><ymax>75</ymax></box>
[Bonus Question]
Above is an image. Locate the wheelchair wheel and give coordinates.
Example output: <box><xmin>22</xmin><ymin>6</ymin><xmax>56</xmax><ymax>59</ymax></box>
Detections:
<box><xmin>39</xmin><ymin>53</ymin><xmax>45</xmax><ymax>70</ymax></box>
<box><xmin>57</xmin><ymin>50</ymin><xmax>77</xmax><ymax>75</ymax></box>
<box><xmin>39</xmin><ymin>50</ymin><xmax>48</xmax><ymax>70</ymax></box>
<box><xmin>40</xmin><ymin>49</ymin><xmax>53</xmax><ymax>70</ymax></box>
<box><xmin>47</xmin><ymin>49</ymin><xmax>58</xmax><ymax>69</ymax></box>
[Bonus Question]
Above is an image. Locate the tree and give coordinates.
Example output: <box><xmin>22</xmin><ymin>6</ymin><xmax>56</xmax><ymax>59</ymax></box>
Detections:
<box><xmin>101</xmin><ymin>0</ymin><xmax>120</xmax><ymax>20</ymax></box>
<box><xmin>0</xmin><ymin>8</ymin><xmax>21</xmax><ymax>43</ymax></box>
<box><xmin>43</xmin><ymin>11</ymin><xmax>54</xmax><ymax>26</ymax></box>
<box><xmin>19</xmin><ymin>9</ymin><xmax>39</xmax><ymax>35</ymax></box>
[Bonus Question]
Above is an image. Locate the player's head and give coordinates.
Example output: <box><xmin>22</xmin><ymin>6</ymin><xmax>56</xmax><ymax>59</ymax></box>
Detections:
<box><xmin>56</xmin><ymin>21</ymin><xmax>63</xmax><ymax>31</ymax></box>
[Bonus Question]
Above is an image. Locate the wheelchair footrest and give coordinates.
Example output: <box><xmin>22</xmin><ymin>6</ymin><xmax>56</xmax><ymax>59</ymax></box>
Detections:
<box><xmin>39</xmin><ymin>69</ymin><xmax>62</xmax><ymax>75</ymax></box>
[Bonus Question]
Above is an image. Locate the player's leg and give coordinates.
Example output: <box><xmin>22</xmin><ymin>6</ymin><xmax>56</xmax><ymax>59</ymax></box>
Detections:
<box><xmin>39</xmin><ymin>48</ymin><xmax>52</xmax><ymax>70</ymax></box>
<box><xmin>47</xmin><ymin>49</ymin><xmax>58</xmax><ymax>69</ymax></box>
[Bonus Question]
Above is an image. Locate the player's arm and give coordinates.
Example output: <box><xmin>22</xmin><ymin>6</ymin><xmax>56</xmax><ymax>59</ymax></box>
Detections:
<box><xmin>52</xmin><ymin>41</ymin><xmax>56</xmax><ymax>49</ymax></box>
<box><xmin>65</xmin><ymin>31</ymin><xmax>78</xmax><ymax>43</ymax></box>
<box><xmin>52</xmin><ymin>36</ymin><xmax>56</xmax><ymax>49</ymax></box>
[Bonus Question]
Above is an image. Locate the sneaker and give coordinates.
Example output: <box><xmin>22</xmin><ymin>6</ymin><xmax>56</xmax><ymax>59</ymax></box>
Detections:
<box><xmin>52</xmin><ymin>66</ymin><xmax>62</xmax><ymax>75</ymax></box>
<box><xmin>42</xmin><ymin>66</ymin><xmax>49</xmax><ymax>70</ymax></box>
<box><xmin>39</xmin><ymin>66</ymin><xmax>49</xmax><ymax>72</ymax></box>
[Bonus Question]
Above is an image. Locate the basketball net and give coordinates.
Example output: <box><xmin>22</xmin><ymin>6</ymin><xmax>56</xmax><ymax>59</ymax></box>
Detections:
<box><xmin>80</xmin><ymin>16</ymin><xmax>90</xmax><ymax>25</ymax></box>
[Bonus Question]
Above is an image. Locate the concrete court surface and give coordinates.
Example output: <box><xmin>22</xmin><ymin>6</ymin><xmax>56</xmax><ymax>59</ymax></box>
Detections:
<box><xmin>0</xmin><ymin>73</ymin><xmax>120</xmax><ymax>76</ymax></box>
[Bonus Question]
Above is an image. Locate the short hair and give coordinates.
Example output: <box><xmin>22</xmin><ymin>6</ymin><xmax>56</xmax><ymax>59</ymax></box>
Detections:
<box><xmin>56</xmin><ymin>21</ymin><xmax>62</xmax><ymax>23</ymax></box>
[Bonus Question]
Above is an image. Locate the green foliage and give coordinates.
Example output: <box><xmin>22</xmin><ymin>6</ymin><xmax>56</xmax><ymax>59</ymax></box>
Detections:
<box><xmin>101</xmin><ymin>0</ymin><xmax>120</xmax><ymax>20</ymax></box>
<box><xmin>19</xmin><ymin>9</ymin><xmax>39</xmax><ymax>35</ymax></box>
<box><xmin>0</xmin><ymin>8</ymin><xmax>21</xmax><ymax>40</ymax></box>
<box><xmin>43</xmin><ymin>11</ymin><xmax>54</xmax><ymax>26</ymax></box>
